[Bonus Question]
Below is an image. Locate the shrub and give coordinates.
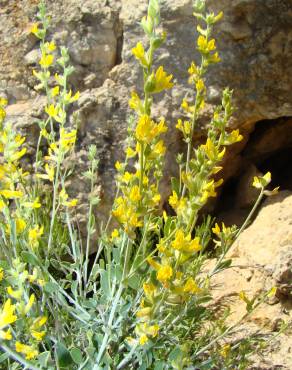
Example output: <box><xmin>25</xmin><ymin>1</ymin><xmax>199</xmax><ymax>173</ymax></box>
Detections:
<box><xmin>0</xmin><ymin>0</ymin><xmax>276</xmax><ymax>368</ymax></box>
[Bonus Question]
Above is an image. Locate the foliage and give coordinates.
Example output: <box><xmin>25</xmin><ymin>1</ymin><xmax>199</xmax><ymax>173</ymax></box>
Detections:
<box><xmin>0</xmin><ymin>0</ymin><xmax>278</xmax><ymax>369</ymax></box>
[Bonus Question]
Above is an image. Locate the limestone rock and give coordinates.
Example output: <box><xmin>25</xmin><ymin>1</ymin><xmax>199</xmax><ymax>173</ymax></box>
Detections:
<box><xmin>210</xmin><ymin>191</ymin><xmax>292</xmax><ymax>369</ymax></box>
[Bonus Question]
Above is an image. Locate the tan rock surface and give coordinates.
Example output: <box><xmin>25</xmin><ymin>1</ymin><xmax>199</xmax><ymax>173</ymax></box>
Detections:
<box><xmin>210</xmin><ymin>191</ymin><xmax>292</xmax><ymax>369</ymax></box>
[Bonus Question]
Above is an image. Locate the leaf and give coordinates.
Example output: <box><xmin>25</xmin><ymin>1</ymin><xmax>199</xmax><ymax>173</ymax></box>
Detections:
<box><xmin>21</xmin><ymin>251</ymin><xmax>40</xmax><ymax>266</ymax></box>
<box><xmin>0</xmin><ymin>352</ymin><xmax>9</xmax><ymax>363</ymax></box>
<box><xmin>154</xmin><ymin>362</ymin><xmax>165</xmax><ymax>370</ymax></box>
<box><xmin>217</xmin><ymin>259</ymin><xmax>232</xmax><ymax>270</ymax></box>
<box><xmin>70</xmin><ymin>348</ymin><xmax>83</xmax><ymax>365</ymax></box>
<box><xmin>112</xmin><ymin>247</ymin><xmax>121</xmax><ymax>264</ymax></box>
<box><xmin>37</xmin><ymin>351</ymin><xmax>51</xmax><ymax>367</ymax></box>
<box><xmin>171</xmin><ymin>177</ymin><xmax>180</xmax><ymax>194</ymax></box>
<box><xmin>56</xmin><ymin>342</ymin><xmax>73</xmax><ymax>368</ymax></box>
<box><xmin>71</xmin><ymin>280</ymin><xmax>78</xmax><ymax>297</ymax></box>
<box><xmin>127</xmin><ymin>274</ymin><xmax>141</xmax><ymax>290</ymax></box>
<box><xmin>44</xmin><ymin>282</ymin><xmax>59</xmax><ymax>294</ymax></box>
<box><xmin>0</xmin><ymin>260</ymin><xmax>9</xmax><ymax>269</ymax></box>
<box><xmin>100</xmin><ymin>269</ymin><xmax>110</xmax><ymax>296</ymax></box>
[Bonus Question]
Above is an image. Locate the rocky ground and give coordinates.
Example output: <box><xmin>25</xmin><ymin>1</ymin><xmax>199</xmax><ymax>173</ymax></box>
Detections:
<box><xmin>0</xmin><ymin>0</ymin><xmax>291</xmax><ymax>368</ymax></box>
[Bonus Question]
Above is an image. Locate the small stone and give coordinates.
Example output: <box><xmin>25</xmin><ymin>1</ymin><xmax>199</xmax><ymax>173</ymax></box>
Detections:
<box><xmin>24</xmin><ymin>49</ymin><xmax>40</xmax><ymax>66</ymax></box>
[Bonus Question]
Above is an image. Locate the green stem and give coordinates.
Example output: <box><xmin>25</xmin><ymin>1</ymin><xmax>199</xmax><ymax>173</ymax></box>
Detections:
<box><xmin>84</xmin><ymin>162</ymin><xmax>95</xmax><ymax>288</ymax></box>
<box><xmin>117</xmin><ymin>344</ymin><xmax>138</xmax><ymax>369</ymax></box>
<box><xmin>47</xmin><ymin>156</ymin><xmax>61</xmax><ymax>253</ymax></box>
<box><xmin>235</xmin><ymin>189</ymin><xmax>264</xmax><ymax>239</ymax></box>
<box><xmin>139</xmin><ymin>142</ymin><xmax>145</xmax><ymax>194</ymax></box>
<box><xmin>95</xmin><ymin>236</ymin><xmax>130</xmax><ymax>365</ymax></box>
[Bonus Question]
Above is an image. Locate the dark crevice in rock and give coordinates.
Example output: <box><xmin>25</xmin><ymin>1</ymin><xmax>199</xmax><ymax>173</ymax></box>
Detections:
<box><xmin>115</xmin><ymin>26</ymin><xmax>124</xmax><ymax>66</ymax></box>
<box><xmin>214</xmin><ymin>116</ymin><xmax>292</xmax><ymax>226</ymax></box>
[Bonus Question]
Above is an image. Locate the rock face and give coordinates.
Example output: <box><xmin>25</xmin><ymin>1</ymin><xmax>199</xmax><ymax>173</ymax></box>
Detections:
<box><xmin>1</xmin><ymin>0</ymin><xmax>292</xmax><ymax>223</ymax></box>
<box><xmin>211</xmin><ymin>191</ymin><xmax>292</xmax><ymax>369</ymax></box>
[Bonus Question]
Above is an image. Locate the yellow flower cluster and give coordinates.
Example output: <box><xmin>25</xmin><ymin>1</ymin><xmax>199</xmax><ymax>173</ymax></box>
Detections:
<box><xmin>135</xmin><ymin>115</ymin><xmax>167</xmax><ymax>144</ymax></box>
<box><xmin>0</xmin><ymin>299</ymin><xmax>17</xmax><ymax>340</ymax></box>
<box><xmin>0</xmin><ymin>260</ymin><xmax>47</xmax><ymax>358</ymax></box>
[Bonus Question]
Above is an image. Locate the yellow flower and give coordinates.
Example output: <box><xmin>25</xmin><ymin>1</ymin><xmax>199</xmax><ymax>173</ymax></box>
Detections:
<box><xmin>65</xmin><ymin>90</ymin><xmax>80</xmax><ymax>103</ymax></box>
<box><xmin>10</xmin><ymin>147</ymin><xmax>27</xmax><ymax>162</ymax></box>
<box><xmin>129</xmin><ymin>91</ymin><xmax>143</xmax><ymax>113</ymax></box>
<box><xmin>125</xmin><ymin>147</ymin><xmax>136</xmax><ymax>158</ymax></box>
<box><xmin>122</xmin><ymin>171</ymin><xmax>133</xmax><ymax>183</ymax></box>
<box><xmin>181</xmin><ymin>120</ymin><xmax>191</xmax><ymax>135</ymax></box>
<box><xmin>0</xmin><ymin>299</ymin><xmax>17</xmax><ymax>329</ymax></box>
<box><xmin>30</xmin><ymin>23</ymin><xmax>39</xmax><ymax>36</ymax></box>
<box><xmin>29</xmin><ymin>225</ymin><xmax>44</xmax><ymax>247</ymax></box>
<box><xmin>214</xmin><ymin>11</ymin><xmax>224</xmax><ymax>23</ymax></box>
<box><xmin>187</xmin><ymin>237</ymin><xmax>202</xmax><ymax>253</ymax></box>
<box><xmin>152</xmin><ymin>66</ymin><xmax>173</xmax><ymax>93</ymax></box>
<box><xmin>59</xmin><ymin>128</ymin><xmax>76</xmax><ymax>150</ymax></box>
<box><xmin>143</xmin><ymin>283</ymin><xmax>157</xmax><ymax>299</ymax></box>
<box><xmin>132</xmin><ymin>42</ymin><xmax>148</xmax><ymax>67</ymax></box>
<box><xmin>66</xmin><ymin>198</ymin><xmax>78</xmax><ymax>207</ymax></box>
<box><xmin>0</xmin><ymin>268</ymin><xmax>4</xmax><ymax>281</ymax></box>
<box><xmin>37</xmin><ymin>164</ymin><xmax>55</xmax><ymax>182</ymax></box>
<box><xmin>15</xmin><ymin>218</ymin><xmax>26</xmax><ymax>234</ymax></box>
<box><xmin>0</xmin><ymin>107</ymin><xmax>6</xmax><ymax>122</ymax></box>
<box><xmin>45</xmin><ymin>104</ymin><xmax>59</xmax><ymax>119</ymax></box>
<box><xmin>139</xmin><ymin>334</ymin><xmax>148</xmax><ymax>345</ymax></box>
<box><xmin>171</xmin><ymin>229</ymin><xmax>202</xmax><ymax>253</ymax></box>
<box><xmin>136</xmin><ymin>323</ymin><xmax>159</xmax><ymax>345</ymax></box>
<box><xmin>23</xmin><ymin>198</ymin><xmax>41</xmax><ymax>209</ymax></box>
<box><xmin>39</xmin><ymin>53</ymin><xmax>54</xmax><ymax>68</ymax></box>
<box><xmin>15</xmin><ymin>342</ymin><xmax>38</xmax><ymax>360</ymax></box>
<box><xmin>207</xmin><ymin>39</ymin><xmax>216</xmax><ymax>51</ymax></box>
<box><xmin>252</xmin><ymin>176</ymin><xmax>261</xmax><ymax>189</ymax></box>
<box><xmin>196</xmin><ymin>79</ymin><xmax>205</xmax><ymax>92</ymax></box>
<box><xmin>51</xmin><ymin>86</ymin><xmax>60</xmax><ymax>97</ymax></box>
<box><xmin>176</xmin><ymin>119</ymin><xmax>184</xmax><ymax>132</ymax></box>
<box><xmin>45</xmin><ymin>41</ymin><xmax>56</xmax><ymax>52</ymax></box>
<box><xmin>212</xmin><ymin>223</ymin><xmax>221</xmax><ymax>236</ymax></box>
<box><xmin>183</xmin><ymin>278</ymin><xmax>201</xmax><ymax>294</ymax></box>
<box><xmin>54</xmin><ymin>73</ymin><xmax>64</xmax><ymax>85</ymax></box>
<box><xmin>169</xmin><ymin>190</ymin><xmax>178</xmax><ymax>209</ymax></box>
<box><xmin>201</xmin><ymin>138</ymin><xmax>225</xmax><ymax>161</ymax></box>
<box><xmin>129</xmin><ymin>185</ymin><xmax>142</xmax><ymax>202</ymax></box>
<box><xmin>152</xmin><ymin>140</ymin><xmax>166</xmax><ymax>156</ymax></box>
<box><xmin>115</xmin><ymin>161</ymin><xmax>122</xmax><ymax>171</ymax></box>
<box><xmin>197</xmin><ymin>35</ymin><xmax>207</xmax><ymax>50</ymax></box>
<box><xmin>188</xmin><ymin>61</ymin><xmax>198</xmax><ymax>78</ymax></box>
<box><xmin>0</xmin><ymin>190</ymin><xmax>23</xmax><ymax>199</ymax></box>
<box><xmin>0</xmin><ymin>328</ymin><xmax>12</xmax><ymax>340</ymax></box>
<box><xmin>136</xmin><ymin>307</ymin><xmax>152</xmax><ymax>319</ymax></box>
<box><xmin>24</xmin><ymin>294</ymin><xmax>35</xmax><ymax>314</ymax></box>
<box><xmin>30</xmin><ymin>329</ymin><xmax>46</xmax><ymax>341</ymax></box>
<box><xmin>147</xmin><ymin>257</ymin><xmax>160</xmax><ymax>270</ymax></box>
<box><xmin>7</xmin><ymin>286</ymin><xmax>22</xmax><ymax>300</ymax></box>
<box><xmin>220</xmin><ymin>343</ymin><xmax>231</xmax><ymax>358</ymax></box>
<box><xmin>110</xmin><ymin>229</ymin><xmax>119</xmax><ymax>240</ymax></box>
<box><xmin>181</xmin><ymin>98</ymin><xmax>195</xmax><ymax>113</ymax></box>
<box><xmin>252</xmin><ymin>172</ymin><xmax>271</xmax><ymax>189</ymax></box>
<box><xmin>157</xmin><ymin>265</ymin><xmax>173</xmax><ymax>282</ymax></box>
<box><xmin>146</xmin><ymin>323</ymin><xmax>159</xmax><ymax>337</ymax></box>
<box><xmin>228</xmin><ymin>129</ymin><xmax>243</xmax><ymax>144</ymax></box>
<box><xmin>0</xmin><ymin>97</ymin><xmax>8</xmax><ymax>107</ymax></box>
<box><xmin>209</xmin><ymin>52</ymin><xmax>221</xmax><ymax>63</ymax></box>
<box><xmin>152</xmin><ymin>193</ymin><xmax>161</xmax><ymax>204</ymax></box>
<box><xmin>136</xmin><ymin>115</ymin><xmax>167</xmax><ymax>144</ymax></box>
<box><xmin>32</xmin><ymin>316</ymin><xmax>47</xmax><ymax>329</ymax></box>
<box><xmin>197</xmin><ymin>36</ymin><xmax>217</xmax><ymax>52</ymax></box>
